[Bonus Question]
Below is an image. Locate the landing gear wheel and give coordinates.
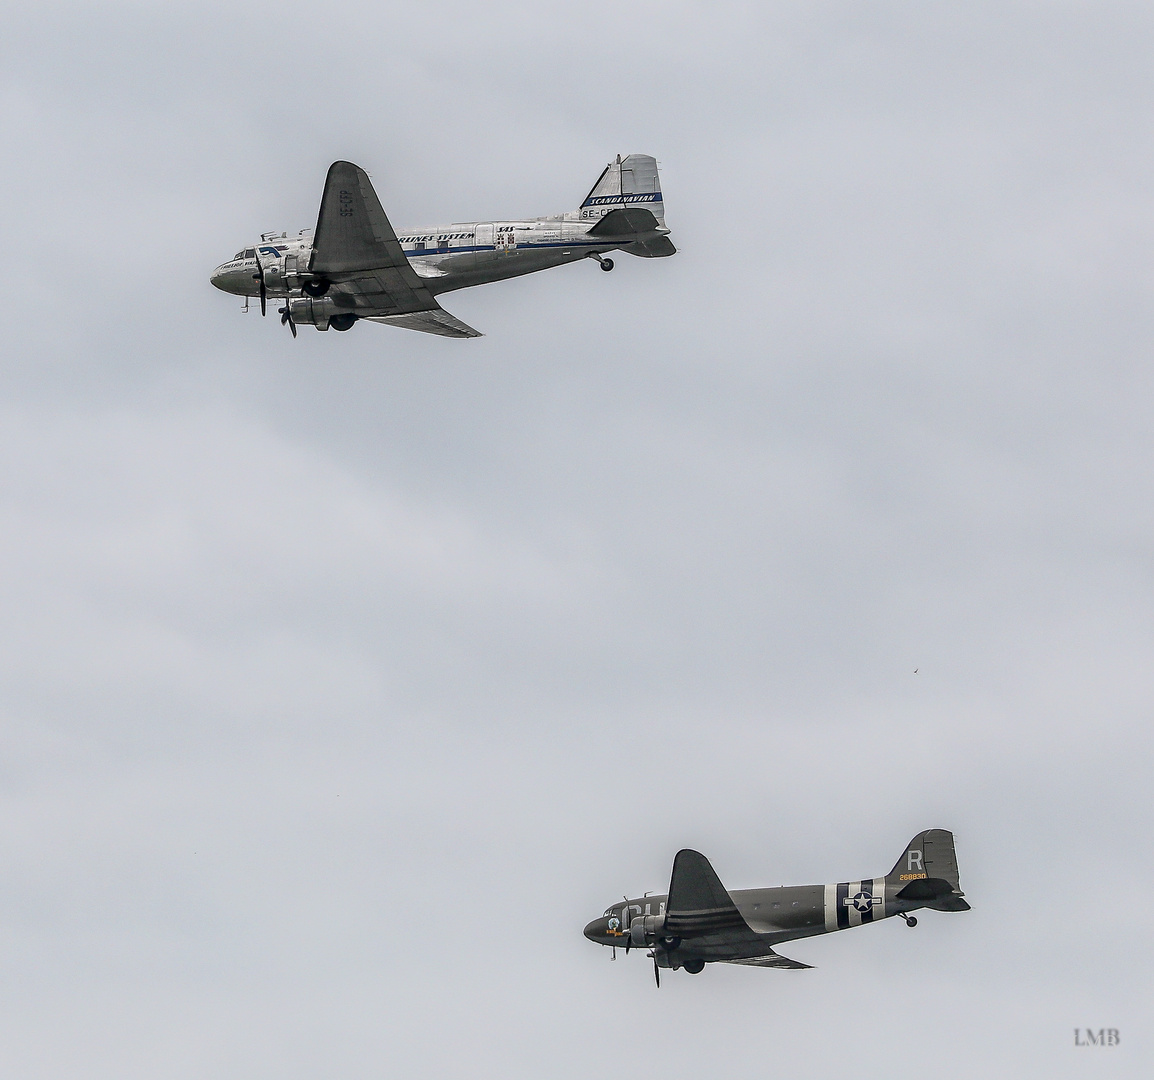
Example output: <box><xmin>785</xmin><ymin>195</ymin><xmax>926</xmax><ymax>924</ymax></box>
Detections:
<box><xmin>683</xmin><ymin>958</ymin><xmax>705</xmax><ymax>974</ymax></box>
<box><xmin>329</xmin><ymin>313</ymin><xmax>357</xmax><ymax>332</ymax></box>
<box><xmin>303</xmin><ymin>277</ymin><xmax>330</xmax><ymax>297</ymax></box>
<box><xmin>906</xmin><ymin>916</ymin><xmax>917</xmax><ymax>927</ymax></box>
<box><xmin>600</xmin><ymin>257</ymin><xmax>614</xmax><ymax>272</ymax></box>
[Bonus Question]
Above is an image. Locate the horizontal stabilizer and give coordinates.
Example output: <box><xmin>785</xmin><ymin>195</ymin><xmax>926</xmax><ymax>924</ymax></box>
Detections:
<box><xmin>721</xmin><ymin>949</ymin><xmax>813</xmax><ymax>971</ymax></box>
<box><xmin>897</xmin><ymin>877</ymin><xmax>969</xmax><ymax>910</ymax></box>
<box><xmin>588</xmin><ymin>207</ymin><xmax>662</xmax><ymax>237</ymax></box>
<box><xmin>587</xmin><ymin>207</ymin><xmax>676</xmax><ymax>257</ymax></box>
<box><xmin>365</xmin><ymin>307</ymin><xmax>482</xmax><ymax>338</ymax></box>
<box><xmin>625</xmin><ymin>235</ymin><xmax>677</xmax><ymax>258</ymax></box>
<box><xmin>896</xmin><ymin>877</ymin><xmax>955</xmax><ymax>903</ymax></box>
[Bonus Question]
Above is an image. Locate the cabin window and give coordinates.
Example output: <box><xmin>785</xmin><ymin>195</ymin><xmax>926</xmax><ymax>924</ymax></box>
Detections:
<box><xmin>414</xmin><ymin>241</ymin><xmax>425</xmax><ymax>251</ymax></box>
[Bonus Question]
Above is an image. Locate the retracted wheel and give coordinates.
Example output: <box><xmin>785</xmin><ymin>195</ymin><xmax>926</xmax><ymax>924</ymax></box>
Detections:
<box><xmin>329</xmin><ymin>313</ymin><xmax>357</xmax><ymax>332</ymax></box>
<box><xmin>303</xmin><ymin>277</ymin><xmax>331</xmax><ymax>297</ymax></box>
<box><xmin>683</xmin><ymin>958</ymin><xmax>705</xmax><ymax>974</ymax></box>
<box><xmin>600</xmin><ymin>257</ymin><xmax>614</xmax><ymax>272</ymax></box>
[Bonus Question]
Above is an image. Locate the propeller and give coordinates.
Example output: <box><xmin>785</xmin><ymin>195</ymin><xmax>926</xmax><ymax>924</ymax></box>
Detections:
<box><xmin>251</xmin><ymin>253</ymin><xmax>267</xmax><ymax>316</ymax></box>
<box><xmin>277</xmin><ymin>251</ymin><xmax>300</xmax><ymax>337</ymax></box>
<box><xmin>653</xmin><ymin>955</ymin><xmax>660</xmax><ymax>988</ymax></box>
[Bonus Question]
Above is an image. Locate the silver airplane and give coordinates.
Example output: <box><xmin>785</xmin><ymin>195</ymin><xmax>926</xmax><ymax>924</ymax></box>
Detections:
<box><xmin>584</xmin><ymin>830</ymin><xmax>970</xmax><ymax>985</ymax></box>
<box><xmin>210</xmin><ymin>154</ymin><xmax>675</xmax><ymax>338</ymax></box>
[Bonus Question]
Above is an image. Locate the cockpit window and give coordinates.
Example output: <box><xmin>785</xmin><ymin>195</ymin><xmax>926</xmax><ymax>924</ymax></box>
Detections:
<box><xmin>232</xmin><ymin>251</ymin><xmax>245</xmax><ymax>260</ymax></box>
<box><xmin>243</xmin><ymin>248</ymin><xmax>256</xmax><ymax>259</ymax></box>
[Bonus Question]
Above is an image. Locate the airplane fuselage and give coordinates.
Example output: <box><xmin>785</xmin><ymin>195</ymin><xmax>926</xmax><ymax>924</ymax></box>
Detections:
<box><xmin>587</xmin><ymin>878</ymin><xmax>898</xmax><ymax>954</ymax></box>
<box><xmin>210</xmin><ymin>213</ymin><xmax>628</xmax><ymax>301</ymax></box>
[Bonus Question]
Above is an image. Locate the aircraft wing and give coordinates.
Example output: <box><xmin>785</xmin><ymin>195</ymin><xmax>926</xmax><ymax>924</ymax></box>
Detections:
<box><xmin>309</xmin><ymin>160</ymin><xmax>481</xmax><ymax>336</ymax></box>
<box><xmin>720</xmin><ymin>950</ymin><xmax>813</xmax><ymax>970</ymax></box>
<box><xmin>363</xmin><ymin>309</ymin><xmax>482</xmax><ymax>339</ymax></box>
<box><xmin>664</xmin><ymin>849</ymin><xmax>776</xmax><ymax>960</ymax></box>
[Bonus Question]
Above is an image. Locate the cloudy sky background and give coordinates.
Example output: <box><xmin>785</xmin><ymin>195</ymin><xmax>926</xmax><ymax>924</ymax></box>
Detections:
<box><xmin>1</xmin><ymin>2</ymin><xmax>1152</xmax><ymax>1077</ymax></box>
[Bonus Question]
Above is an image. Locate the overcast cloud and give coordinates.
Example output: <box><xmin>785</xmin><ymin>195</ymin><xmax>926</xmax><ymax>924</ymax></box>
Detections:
<box><xmin>1</xmin><ymin>2</ymin><xmax>1152</xmax><ymax>1078</ymax></box>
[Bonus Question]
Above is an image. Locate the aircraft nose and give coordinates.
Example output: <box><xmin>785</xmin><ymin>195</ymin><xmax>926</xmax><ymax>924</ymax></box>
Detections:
<box><xmin>211</xmin><ymin>262</ymin><xmax>253</xmax><ymax>296</ymax></box>
<box><xmin>584</xmin><ymin>917</ymin><xmax>608</xmax><ymax>943</ymax></box>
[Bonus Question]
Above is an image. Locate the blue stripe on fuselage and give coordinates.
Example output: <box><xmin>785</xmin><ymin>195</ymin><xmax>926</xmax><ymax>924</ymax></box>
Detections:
<box><xmin>580</xmin><ymin>193</ymin><xmax>663</xmax><ymax>207</ymax></box>
<box><xmin>400</xmin><ymin>238</ymin><xmax>614</xmax><ymax>256</ymax></box>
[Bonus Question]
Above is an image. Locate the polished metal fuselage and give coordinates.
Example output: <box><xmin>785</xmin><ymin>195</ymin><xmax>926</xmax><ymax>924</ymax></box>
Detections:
<box><xmin>210</xmin><ymin>213</ymin><xmax>623</xmax><ymax>300</ymax></box>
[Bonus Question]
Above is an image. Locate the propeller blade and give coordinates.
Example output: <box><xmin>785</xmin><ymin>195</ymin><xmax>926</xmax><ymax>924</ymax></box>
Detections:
<box><xmin>279</xmin><ymin>305</ymin><xmax>297</xmax><ymax>338</ymax></box>
<box><xmin>653</xmin><ymin>957</ymin><xmax>660</xmax><ymax>988</ymax></box>
<box><xmin>252</xmin><ymin>255</ymin><xmax>267</xmax><ymax>317</ymax></box>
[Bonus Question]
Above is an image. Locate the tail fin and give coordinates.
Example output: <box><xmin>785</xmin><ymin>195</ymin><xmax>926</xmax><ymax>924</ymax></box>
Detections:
<box><xmin>886</xmin><ymin>830</ymin><xmax>970</xmax><ymax>912</ymax></box>
<box><xmin>579</xmin><ymin>154</ymin><xmax>666</xmax><ymax>227</ymax></box>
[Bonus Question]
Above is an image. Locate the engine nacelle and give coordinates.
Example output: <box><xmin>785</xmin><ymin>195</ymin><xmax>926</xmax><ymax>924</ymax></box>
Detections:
<box><xmin>287</xmin><ymin>296</ymin><xmax>337</xmax><ymax>330</ymax></box>
<box><xmin>628</xmin><ymin>915</ymin><xmax>665</xmax><ymax>947</ymax></box>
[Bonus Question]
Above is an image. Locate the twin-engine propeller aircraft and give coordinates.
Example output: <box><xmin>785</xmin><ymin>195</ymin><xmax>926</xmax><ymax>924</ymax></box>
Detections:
<box><xmin>584</xmin><ymin>830</ymin><xmax>969</xmax><ymax>985</ymax></box>
<box><xmin>210</xmin><ymin>154</ymin><xmax>675</xmax><ymax>339</ymax></box>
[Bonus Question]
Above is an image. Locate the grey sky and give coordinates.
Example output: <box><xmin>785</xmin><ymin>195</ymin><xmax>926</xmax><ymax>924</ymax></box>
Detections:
<box><xmin>1</xmin><ymin>2</ymin><xmax>1151</xmax><ymax>1077</ymax></box>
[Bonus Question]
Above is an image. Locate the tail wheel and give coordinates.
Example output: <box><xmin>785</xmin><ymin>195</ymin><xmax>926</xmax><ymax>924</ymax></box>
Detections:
<box><xmin>600</xmin><ymin>257</ymin><xmax>614</xmax><ymax>272</ymax></box>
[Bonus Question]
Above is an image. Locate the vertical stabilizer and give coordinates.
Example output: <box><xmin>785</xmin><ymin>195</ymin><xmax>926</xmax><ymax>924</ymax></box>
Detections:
<box><xmin>579</xmin><ymin>154</ymin><xmax>666</xmax><ymax>226</ymax></box>
<box><xmin>886</xmin><ymin>829</ymin><xmax>970</xmax><ymax>911</ymax></box>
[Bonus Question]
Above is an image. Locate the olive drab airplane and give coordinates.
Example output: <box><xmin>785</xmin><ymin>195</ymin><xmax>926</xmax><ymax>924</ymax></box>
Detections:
<box><xmin>584</xmin><ymin>830</ymin><xmax>970</xmax><ymax>985</ymax></box>
<box><xmin>210</xmin><ymin>154</ymin><xmax>675</xmax><ymax>338</ymax></box>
